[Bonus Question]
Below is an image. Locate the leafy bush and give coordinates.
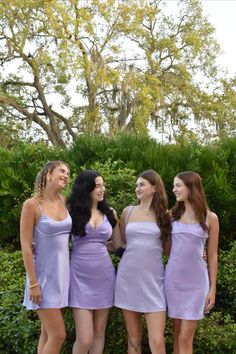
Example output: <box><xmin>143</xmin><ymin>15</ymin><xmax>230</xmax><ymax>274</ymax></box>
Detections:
<box><xmin>0</xmin><ymin>142</ymin><xmax>65</xmax><ymax>247</ymax></box>
<box><xmin>216</xmin><ymin>241</ymin><xmax>236</xmax><ymax>318</ymax></box>
<box><xmin>1</xmin><ymin>133</ymin><xmax>236</xmax><ymax>249</ymax></box>
<box><xmin>194</xmin><ymin>312</ymin><xmax>236</xmax><ymax>353</ymax></box>
<box><xmin>1</xmin><ymin>244</ymin><xmax>235</xmax><ymax>354</ymax></box>
<box><xmin>0</xmin><ymin>249</ymin><xmax>39</xmax><ymax>353</ymax></box>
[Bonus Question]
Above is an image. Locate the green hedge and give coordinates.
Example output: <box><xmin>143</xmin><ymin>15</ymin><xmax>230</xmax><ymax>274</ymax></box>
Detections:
<box><xmin>1</xmin><ymin>134</ymin><xmax>236</xmax><ymax>249</ymax></box>
<box><xmin>0</xmin><ymin>242</ymin><xmax>235</xmax><ymax>354</ymax></box>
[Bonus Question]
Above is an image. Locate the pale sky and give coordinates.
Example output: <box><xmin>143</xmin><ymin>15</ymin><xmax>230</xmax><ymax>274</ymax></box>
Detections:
<box><xmin>166</xmin><ymin>0</ymin><xmax>236</xmax><ymax>76</ymax></box>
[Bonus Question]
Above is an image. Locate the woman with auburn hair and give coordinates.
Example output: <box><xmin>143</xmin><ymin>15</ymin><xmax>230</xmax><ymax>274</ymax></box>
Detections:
<box><xmin>114</xmin><ymin>170</ymin><xmax>172</xmax><ymax>354</ymax></box>
<box><xmin>20</xmin><ymin>161</ymin><xmax>72</xmax><ymax>354</ymax></box>
<box><xmin>164</xmin><ymin>171</ymin><xmax>219</xmax><ymax>354</ymax></box>
<box><xmin>68</xmin><ymin>169</ymin><xmax>122</xmax><ymax>354</ymax></box>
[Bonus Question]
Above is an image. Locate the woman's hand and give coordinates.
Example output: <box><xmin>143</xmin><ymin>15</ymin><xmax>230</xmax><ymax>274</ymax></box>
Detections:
<box><xmin>29</xmin><ymin>284</ymin><xmax>42</xmax><ymax>305</ymax></box>
<box><xmin>204</xmin><ymin>290</ymin><xmax>215</xmax><ymax>314</ymax></box>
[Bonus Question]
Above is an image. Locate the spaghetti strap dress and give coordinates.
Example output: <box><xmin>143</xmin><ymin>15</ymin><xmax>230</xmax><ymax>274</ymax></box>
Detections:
<box><xmin>69</xmin><ymin>215</ymin><xmax>116</xmax><ymax>309</ymax></box>
<box><xmin>164</xmin><ymin>220</ymin><xmax>209</xmax><ymax>320</ymax></box>
<box><xmin>23</xmin><ymin>204</ymin><xmax>72</xmax><ymax>310</ymax></box>
<box><xmin>114</xmin><ymin>209</ymin><xmax>166</xmax><ymax>312</ymax></box>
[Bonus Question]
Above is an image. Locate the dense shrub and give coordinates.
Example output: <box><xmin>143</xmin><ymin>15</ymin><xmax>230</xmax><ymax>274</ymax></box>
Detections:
<box><xmin>0</xmin><ymin>249</ymin><xmax>39</xmax><ymax>353</ymax></box>
<box><xmin>0</xmin><ymin>143</ymin><xmax>65</xmax><ymax>247</ymax></box>
<box><xmin>1</xmin><ymin>134</ymin><xmax>236</xmax><ymax>249</ymax></box>
<box><xmin>216</xmin><ymin>242</ymin><xmax>236</xmax><ymax>318</ymax></box>
<box><xmin>1</xmin><ymin>243</ymin><xmax>235</xmax><ymax>354</ymax></box>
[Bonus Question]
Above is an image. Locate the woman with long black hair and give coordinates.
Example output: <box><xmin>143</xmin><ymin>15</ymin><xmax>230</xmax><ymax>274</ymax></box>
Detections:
<box><xmin>68</xmin><ymin>169</ymin><xmax>121</xmax><ymax>354</ymax></box>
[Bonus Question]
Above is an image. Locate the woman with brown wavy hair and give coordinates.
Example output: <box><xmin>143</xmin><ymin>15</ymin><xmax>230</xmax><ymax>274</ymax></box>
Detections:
<box><xmin>164</xmin><ymin>171</ymin><xmax>219</xmax><ymax>354</ymax></box>
<box><xmin>114</xmin><ymin>169</ymin><xmax>171</xmax><ymax>354</ymax></box>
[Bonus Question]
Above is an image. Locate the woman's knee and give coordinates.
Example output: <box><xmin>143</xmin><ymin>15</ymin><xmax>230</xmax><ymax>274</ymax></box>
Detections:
<box><xmin>178</xmin><ymin>332</ymin><xmax>194</xmax><ymax>347</ymax></box>
<box><xmin>149</xmin><ymin>335</ymin><xmax>165</xmax><ymax>352</ymax></box>
<box><xmin>93</xmin><ymin>329</ymin><xmax>105</xmax><ymax>341</ymax></box>
<box><xmin>55</xmin><ymin>329</ymin><xmax>67</xmax><ymax>344</ymax></box>
<box><xmin>76</xmin><ymin>334</ymin><xmax>93</xmax><ymax>350</ymax></box>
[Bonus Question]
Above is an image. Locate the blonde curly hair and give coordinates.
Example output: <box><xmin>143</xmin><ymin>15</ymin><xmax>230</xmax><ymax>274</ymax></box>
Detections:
<box><xmin>34</xmin><ymin>161</ymin><xmax>69</xmax><ymax>200</ymax></box>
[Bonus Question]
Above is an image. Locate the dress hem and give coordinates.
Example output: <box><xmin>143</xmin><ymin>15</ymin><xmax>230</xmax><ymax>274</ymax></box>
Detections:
<box><xmin>114</xmin><ymin>303</ymin><xmax>166</xmax><ymax>313</ymax></box>
<box><xmin>168</xmin><ymin>313</ymin><xmax>204</xmax><ymax>320</ymax></box>
<box><xmin>69</xmin><ymin>304</ymin><xmax>113</xmax><ymax>309</ymax></box>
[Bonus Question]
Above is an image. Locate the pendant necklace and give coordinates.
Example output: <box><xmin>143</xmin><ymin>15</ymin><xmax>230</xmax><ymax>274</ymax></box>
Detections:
<box><xmin>138</xmin><ymin>206</ymin><xmax>151</xmax><ymax>215</ymax></box>
<box><xmin>184</xmin><ymin>212</ymin><xmax>194</xmax><ymax>223</ymax></box>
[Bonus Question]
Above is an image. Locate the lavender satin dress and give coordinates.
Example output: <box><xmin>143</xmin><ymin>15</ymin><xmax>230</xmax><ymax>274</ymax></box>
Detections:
<box><xmin>164</xmin><ymin>220</ymin><xmax>209</xmax><ymax>320</ymax></box>
<box><xmin>69</xmin><ymin>215</ymin><xmax>116</xmax><ymax>309</ymax></box>
<box><xmin>23</xmin><ymin>210</ymin><xmax>72</xmax><ymax>310</ymax></box>
<box><xmin>114</xmin><ymin>221</ymin><xmax>166</xmax><ymax>313</ymax></box>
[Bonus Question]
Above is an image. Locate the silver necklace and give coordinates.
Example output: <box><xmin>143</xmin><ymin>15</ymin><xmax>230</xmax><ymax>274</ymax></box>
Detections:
<box><xmin>184</xmin><ymin>212</ymin><xmax>194</xmax><ymax>223</ymax></box>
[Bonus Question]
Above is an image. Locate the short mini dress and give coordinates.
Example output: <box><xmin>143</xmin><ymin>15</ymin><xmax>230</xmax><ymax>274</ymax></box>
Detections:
<box><xmin>164</xmin><ymin>220</ymin><xmax>209</xmax><ymax>320</ymax></box>
<box><xmin>69</xmin><ymin>215</ymin><xmax>116</xmax><ymax>309</ymax></box>
<box><xmin>23</xmin><ymin>205</ymin><xmax>72</xmax><ymax>310</ymax></box>
<box><xmin>114</xmin><ymin>208</ymin><xmax>166</xmax><ymax>313</ymax></box>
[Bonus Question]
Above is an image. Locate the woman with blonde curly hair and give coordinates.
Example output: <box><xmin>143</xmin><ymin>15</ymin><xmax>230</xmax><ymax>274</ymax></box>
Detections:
<box><xmin>20</xmin><ymin>161</ymin><xmax>72</xmax><ymax>354</ymax></box>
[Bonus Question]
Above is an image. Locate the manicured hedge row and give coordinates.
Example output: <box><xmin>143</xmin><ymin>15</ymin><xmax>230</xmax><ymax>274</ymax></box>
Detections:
<box><xmin>1</xmin><ymin>134</ymin><xmax>236</xmax><ymax>250</ymax></box>
<box><xmin>0</xmin><ymin>243</ymin><xmax>235</xmax><ymax>353</ymax></box>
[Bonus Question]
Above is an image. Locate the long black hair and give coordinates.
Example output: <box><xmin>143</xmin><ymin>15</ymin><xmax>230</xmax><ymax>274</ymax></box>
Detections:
<box><xmin>68</xmin><ymin>170</ymin><xmax>117</xmax><ymax>236</ymax></box>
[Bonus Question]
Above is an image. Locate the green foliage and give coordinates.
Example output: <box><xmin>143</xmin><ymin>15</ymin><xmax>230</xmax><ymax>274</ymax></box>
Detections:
<box><xmin>0</xmin><ymin>142</ymin><xmax>66</xmax><ymax>247</ymax></box>
<box><xmin>216</xmin><ymin>242</ymin><xmax>236</xmax><ymax>318</ymax></box>
<box><xmin>0</xmin><ymin>0</ymin><xmax>235</xmax><ymax>145</ymax></box>
<box><xmin>1</xmin><ymin>134</ymin><xmax>236</xmax><ymax>249</ymax></box>
<box><xmin>0</xmin><ymin>249</ymin><xmax>39</xmax><ymax>354</ymax></box>
<box><xmin>1</xmin><ymin>243</ymin><xmax>235</xmax><ymax>353</ymax></box>
<box><xmin>194</xmin><ymin>313</ymin><xmax>236</xmax><ymax>353</ymax></box>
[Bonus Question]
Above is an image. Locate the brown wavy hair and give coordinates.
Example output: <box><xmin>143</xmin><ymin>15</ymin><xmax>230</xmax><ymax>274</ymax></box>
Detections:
<box><xmin>171</xmin><ymin>171</ymin><xmax>208</xmax><ymax>231</ymax></box>
<box><xmin>138</xmin><ymin>170</ymin><xmax>171</xmax><ymax>242</ymax></box>
<box><xmin>34</xmin><ymin>161</ymin><xmax>69</xmax><ymax>200</ymax></box>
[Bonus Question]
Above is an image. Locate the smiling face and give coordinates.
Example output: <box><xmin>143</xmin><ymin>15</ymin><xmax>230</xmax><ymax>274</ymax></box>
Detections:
<box><xmin>90</xmin><ymin>176</ymin><xmax>105</xmax><ymax>203</ymax></box>
<box><xmin>173</xmin><ymin>176</ymin><xmax>189</xmax><ymax>202</ymax></box>
<box><xmin>135</xmin><ymin>177</ymin><xmax>155</xmax><ymax>201</ymax></box>
<box><xmin>47</xmin><ymin>163</ymin><xmax>70</xmax><ymax>190</ymax></box>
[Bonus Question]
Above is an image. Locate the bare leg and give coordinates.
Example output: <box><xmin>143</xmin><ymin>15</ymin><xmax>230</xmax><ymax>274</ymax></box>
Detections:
<box><xmin>38</xmin><ymin>323</ymin><xmax>47</xmax><ymax>354</ymax></box>
<box><xmin>122</xmin><ymin>310</ymin><xmax>143</xmax><ymax>354</ymax></box>
<box><xmin>172</xmin><ymin>319</ymin><xmax>181</xmax><ymax>354</ymax></box>
<box><xmin>144</xmin><ymin>311</ymin><xmax>166</xmax><ymax>354</ymax></box>
<box><xmin>37</xmin><ymin>309</ymin><xmax>66</xmax><ymax>354</ymax></box>
<box><xmin>89</xmin><ymin>308</ymin><xmax>110</xmax><ymax>354</ymax></box>
<box><xmin>72</xmin><ymin>308</ymin><xmax>93</xmax><ymax>354</ymax></box>
<box><xmin>178</xmin><ymin>319</ymin><xmax>198</xmax><ymax>354</ymax></box>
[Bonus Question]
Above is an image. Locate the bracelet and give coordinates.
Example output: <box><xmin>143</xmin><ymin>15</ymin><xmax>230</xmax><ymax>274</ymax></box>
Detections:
<box><xmin>209</xmin><ymin>289</ymin><xmax>216</xmax><ymax>294</ymax></box>
<box><xmin>29</xmin><ymin>282</ymin><xmax>39</xmax><ymax>289</ymax></box>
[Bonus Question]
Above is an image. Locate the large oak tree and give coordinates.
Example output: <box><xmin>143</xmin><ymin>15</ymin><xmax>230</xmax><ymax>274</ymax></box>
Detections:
<box><xmin>0</xmin><ymin>0</ymin><xmax>235</xmax><ymax>147</ymax></box>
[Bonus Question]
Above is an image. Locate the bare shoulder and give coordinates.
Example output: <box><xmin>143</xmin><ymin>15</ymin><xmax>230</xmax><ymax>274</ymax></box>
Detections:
<box><xmin>121</xmin><ymin>206</ymin><xmax>132</xmax><ymax>217</ymax></box>
<box><xmin>208</xmin><ymin>211</ymin><xmax>219</xmax><ymax>224</ymax></box>
<box><xmin>21</xmin><ymin>197</ymin><xmax>39</xmax><ymax>222</ymax></box>
<box><xmin>110</xmin><ymin>207</ymin><xmax>118</xmax><ymax>217</ymax></box>
<box><xmin>22</xmin><ymin>197</ymin><xmax>37</xmax><ymax>210</ymax></box>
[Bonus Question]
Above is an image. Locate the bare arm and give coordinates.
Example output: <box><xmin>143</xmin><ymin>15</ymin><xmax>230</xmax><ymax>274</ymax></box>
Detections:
<box><xmin>111</xmin><ymin>209</ymin><xmax>125</xmax><ymax>250</ymax></box>
<box><xmin>20</xmin><ymin>198</ymin><xmax>42</xmax><ymax>304</ymax></box>
<box><xmin>205</xmin><ymin>211</ymin><xmax>219</xmax><ymax>312</ymax></box>
<box><xmin>119</xmin><ymin>207</ymin><xmax>130</xmax><ymax>244</ymax></box>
